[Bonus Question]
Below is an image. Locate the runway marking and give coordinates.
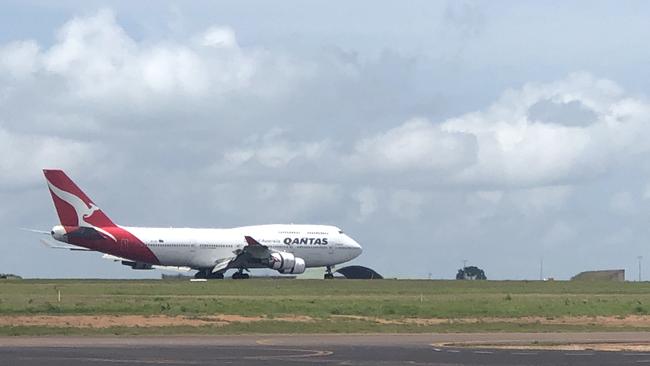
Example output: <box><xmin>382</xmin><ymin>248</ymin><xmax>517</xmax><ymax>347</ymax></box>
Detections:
<box><xmin>255</xmin><ymin>338</ymin><xmax>275</xmax><ymax>345</ymax></box>
<box><xmin>564</xmin><ymin>352</ymin><xmax>595</xmax><ymax>356</ymax></box>
<box><xmin>244</xmin><ymin>347</ymin><xmax>333</xmax><ymax>360</ymax></box>
<box><xmin>511</xmin><ymin>352</ymin><xmax>538</xmax><ymax>355</ymax></box>
<box><xmin>626</xmin><ymin>353</ymin><xmax>650</xmax><ymax>356</ymax></box>
<box><xmin>473</xmin><ymin>350</ymin><xmax>494</xmax><ymax>354</ymax></box>
<box><xmin>635</xmin><ymin>360</ymin><xmax>650</xmax><ymax>363</ymax></box>
<box><xmin>446</xmin><ymin>349</ymin><xmax>460</xmax><ymax>353</ymax></box>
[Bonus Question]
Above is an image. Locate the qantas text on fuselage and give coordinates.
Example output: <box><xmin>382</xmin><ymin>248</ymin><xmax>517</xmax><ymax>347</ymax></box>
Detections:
<box><xmin>42</xmin><ymin>169</ymin><xmax>362</xmax><ymax>279</ymax></box>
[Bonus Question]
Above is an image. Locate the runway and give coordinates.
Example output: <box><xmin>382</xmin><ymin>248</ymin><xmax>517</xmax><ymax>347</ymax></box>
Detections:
<box><xmin>2</xmin><ymin>333</ymin><xmax>650</xmax><ymax>365</ymax></box>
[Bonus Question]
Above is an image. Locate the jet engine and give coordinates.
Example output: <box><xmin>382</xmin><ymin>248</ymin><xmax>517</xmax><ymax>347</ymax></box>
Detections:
<box><xmin>269</xmin><ymin>252</ymin><xmax>306</xmax><ymax>274</ymax></box>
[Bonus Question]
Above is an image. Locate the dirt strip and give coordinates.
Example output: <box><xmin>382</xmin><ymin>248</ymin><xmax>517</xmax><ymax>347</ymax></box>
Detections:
<box><xmin>333</xmin><ymin>314</ymin><xmax>650</xmax><ymax>327</ymax></box>
<box><xmin>3</xmin><ymin>314</ymin><xmax>650</xmax><ymax>329</ymax></box>
<box><xmin>0</xmin><ymin>315</ymin><xmax>313</xmax><ymax>328</ymax></box>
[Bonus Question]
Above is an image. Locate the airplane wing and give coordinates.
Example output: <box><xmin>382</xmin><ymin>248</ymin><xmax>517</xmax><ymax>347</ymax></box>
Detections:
<box><xmin>212</xmin><ymin>256</ymin><xmax>236</xmax><ymax>273</ymax></box>
<box><xmin>243</xmin><ymin>236</ymin><xmax>272</xmax><ymax>258</ymax></box>
<box><xmin>211</xmin><ymin>236</ymin><xmax>273</xmax><ymax>273</ymax></box>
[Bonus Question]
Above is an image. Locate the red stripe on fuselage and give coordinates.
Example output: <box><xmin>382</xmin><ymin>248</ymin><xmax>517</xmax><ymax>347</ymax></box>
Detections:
<box><xmin>65</xmin><ymin>226</ymin><xmax>160</xmax><ymax>265</ymax></box>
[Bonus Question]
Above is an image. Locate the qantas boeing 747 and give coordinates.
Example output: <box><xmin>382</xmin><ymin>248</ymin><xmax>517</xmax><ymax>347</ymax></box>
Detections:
<box><xmin>38</xmin><ymin>169</ymin><xmax>362</xmax><ymax>279</ymax></box>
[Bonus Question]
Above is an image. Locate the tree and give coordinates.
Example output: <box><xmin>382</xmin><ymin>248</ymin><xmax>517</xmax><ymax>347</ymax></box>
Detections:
<box><xmin>455</xmin><ymin>266</ymin><xmax>487</xmax><ymax>280</ymax></box>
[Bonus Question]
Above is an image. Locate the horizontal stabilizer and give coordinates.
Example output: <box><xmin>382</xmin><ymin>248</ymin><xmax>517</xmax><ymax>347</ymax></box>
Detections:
<box><xmin>39</xmin><ymin>238</ymin><xmax>93</xmax><ymax>251</ymax></box>
<box><xmin>101</xmin><ymin>254</ymin><xmax>191</xmax><ymax>272</ymax></box>
<box><xmin>20</xmin><ymin>228</ymin><xmax>50</xmax><ymax>235</ymax></box>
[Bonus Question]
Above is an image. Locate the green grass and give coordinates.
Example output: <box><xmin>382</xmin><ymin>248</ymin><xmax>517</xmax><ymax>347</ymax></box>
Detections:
<box><xmin>2</xmin><ymin>279</ymin><xmax>650</xmax><ymax>335</ymax></box>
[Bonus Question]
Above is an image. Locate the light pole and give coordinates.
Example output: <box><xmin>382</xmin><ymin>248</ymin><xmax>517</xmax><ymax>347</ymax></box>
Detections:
<box><xmin>638</xmin><ymin>256</ymin><xmax>643</xmax><ymax>282</ymax></box>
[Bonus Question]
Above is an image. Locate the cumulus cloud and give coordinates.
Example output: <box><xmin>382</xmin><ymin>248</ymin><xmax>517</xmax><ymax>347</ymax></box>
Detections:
<box><xmin>0</xmin><ymin>9</ymin><xmax>309</xmax><ymax>187</ymax></box>
<box><xmin>0</xmin><ymin>128</ymin><xmax>99</xmax><ymax>187</ymax></box>
<box><xmin>219</xmin><ymin>72</ymin><xmax>650</xmax><ymax>194</ymax></box>
<box><xmin>0</xmin><ymin>8</ymin><xmax>303</xmax><ymax>121</ymax></box>
<box><xmin>338</xmin><ymin>72</ymin><xmax>650</xmax><ymax>188</ymax></box>
<box><xmin>441</xmin><ymin>73</ymin><xmax>650</xmax><ymax>186</ymax></box>
<box><xmin>348</xmin><ymin>118</ymin><xmax>478</xmax><ymax>173</ymax></box>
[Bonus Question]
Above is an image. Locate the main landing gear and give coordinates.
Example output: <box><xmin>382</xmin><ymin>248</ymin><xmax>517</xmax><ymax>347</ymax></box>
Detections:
<box><xmin>195</xmin><ymin>269</ymin><xmax>224</xmax><ymax>279</ymax></box>
<box><xmin>232</xmin><ymin>269</ymin><xmax>250</xmax><ymax>280</ymax></box>
<box><xmin>324</xmin><ymin>266</ymin><xmax>334</xmax><ymax>279</ymax></box>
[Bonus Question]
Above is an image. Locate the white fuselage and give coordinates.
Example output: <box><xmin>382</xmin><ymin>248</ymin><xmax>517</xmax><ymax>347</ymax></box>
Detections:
<box><xmin>125</xmin><ymin>224</ymin><xmax>362</xmax><ymax>269</ymax></box>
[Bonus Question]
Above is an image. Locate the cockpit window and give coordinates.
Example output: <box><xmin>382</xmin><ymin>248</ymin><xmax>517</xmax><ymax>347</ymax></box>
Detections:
<box><xmin>338</xmin><ymin>230</ymin><xmax>344</xmax><ymax>234</ymax></box>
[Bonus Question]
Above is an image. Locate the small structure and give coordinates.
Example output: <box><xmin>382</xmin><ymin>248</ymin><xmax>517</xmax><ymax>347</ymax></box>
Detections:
<box><xmin>335</xmin><ymin>265</ymin><xmax>383</xmax><ymax>279</ymax></box>
<box><xmin>571</xmin><ymin>270</ymin><xmax>625</xmax><ymax>282</ymax></box>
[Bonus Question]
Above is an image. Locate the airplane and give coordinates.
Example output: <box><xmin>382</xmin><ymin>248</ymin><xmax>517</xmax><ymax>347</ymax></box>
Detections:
<box><xmin>38</xmin><ymin>169</ymin><xmax>363</xmax><ymax>279</ymax></box>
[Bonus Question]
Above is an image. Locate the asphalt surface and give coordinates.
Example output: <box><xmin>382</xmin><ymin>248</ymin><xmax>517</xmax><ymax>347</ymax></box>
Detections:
<box><xmin>2</xmin><ymin>333</ymin><xmax>650</xmax><ymax>365</ymax></box>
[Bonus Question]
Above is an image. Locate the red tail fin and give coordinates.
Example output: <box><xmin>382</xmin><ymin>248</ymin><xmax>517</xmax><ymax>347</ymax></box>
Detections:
<box><xmin>43</xmin><ymin>169</ymin><xmax>115</xmax><ymax>228</ymax></box>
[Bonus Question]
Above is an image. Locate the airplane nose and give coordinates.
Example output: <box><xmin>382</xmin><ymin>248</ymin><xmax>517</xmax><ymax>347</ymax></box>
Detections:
<box><xmin>346</xmin><ymin>235</ymin><xmax>363</xmax><ymax>258</ymax></box>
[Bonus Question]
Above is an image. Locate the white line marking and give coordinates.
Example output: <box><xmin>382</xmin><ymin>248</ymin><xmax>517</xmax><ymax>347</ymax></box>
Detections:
<box><xmin>511</xmin><ymin>352</ymin><xmax>538</xmax><ymax>355</ymax></box>
<box><xmin>565</xmin><ymin>353</ymin><xmax>594</xmax><ymax>356</ymax></box>
<box><xmin>446</xmin><ymin>350</ymin><xmax>460</xmax><ymax>353</ymax></box>
<box><xmin>635</xmin><ymin>360</ymin><xmax>650</xmax><ymax>364</ymax></box>
<box><xmin>432</xmin><ymin>348</ymin><xmax>442</xmax><ymax>352</ymax></box>
<box><xmin>473</xmin><ymin>351</ymin><xmax>493</xmax><ymax>354</ymax></box>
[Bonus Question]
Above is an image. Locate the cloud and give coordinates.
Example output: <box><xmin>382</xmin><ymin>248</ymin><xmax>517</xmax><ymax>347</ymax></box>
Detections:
<box><xmin>1</xmin><ymin>8</ymin><xmax>304</xmax><ymax>122</ymax></box>
<box><xmin>0</xmin><ymin>128</ymin><xmax>99</xmax><ymax>187</ymax></box>
<box><xmin>216</xmin><ymin>72</ymin><xmax>650</xmax><ymax>194</ymax></box>
<box><xmin>0</xmin><ymin>40</ymin><xmax>40</xmax><ymax>79</ymax></box>
<box><xmin>221</xmin><ymin>128</ymin><xmax>329</xmax><ymax>169</ymax></box>
<box><xmin>0</xmin><ymin>9</ymin><xmax>310</xmax><ymax>187</ymax></box>
<box><xmin>348</xmin><ymin>118</ymin><xmax>478</xmax><ymax>173</ymax></box>
<box><xmin>354</xmin><ymin>187</ymin><xmax>378</xmax><ymax>221</ymax></box>
<box><xmin>442</xmin><ymin>73</ymin><xmax>650</xmax><ymax>186</ymax></box>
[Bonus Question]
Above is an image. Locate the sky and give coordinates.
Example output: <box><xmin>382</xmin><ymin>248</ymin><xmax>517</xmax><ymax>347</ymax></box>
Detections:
<box><xmin>2</xmin><ymin>1</ymin><xmax>650</xmax><ymax>279</ymax></box>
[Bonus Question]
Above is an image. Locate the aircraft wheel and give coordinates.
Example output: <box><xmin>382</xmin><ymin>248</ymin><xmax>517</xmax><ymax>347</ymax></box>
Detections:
<box><xmin>232</xmin><ymin>271</ymin><xmax>249</xmax><ymax>279</ymax></box>
<box><xmin>324</xmin><ymin>273</ymin><xmax>334</xmax><ymax>279</ymax></box>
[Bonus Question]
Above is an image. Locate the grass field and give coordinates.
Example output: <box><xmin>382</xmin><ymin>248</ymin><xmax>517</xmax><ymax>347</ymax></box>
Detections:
<box><xmin>2</xmin><ymin>279</ymin><xmax>650</xmax><ymax>335</ymax></box>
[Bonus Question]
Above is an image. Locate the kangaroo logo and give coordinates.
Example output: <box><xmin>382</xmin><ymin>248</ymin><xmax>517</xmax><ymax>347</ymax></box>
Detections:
<box><xmin>46</xmin><ymin>180</ymin><xmax>117</xmax><ymax>242</ymax></box>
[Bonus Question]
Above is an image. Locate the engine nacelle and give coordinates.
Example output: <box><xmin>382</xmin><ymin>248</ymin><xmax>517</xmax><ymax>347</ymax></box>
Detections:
<box><xmin>280</xmin><ymin>257</ymin><xmax>305</xmax><ymax>274</ymax></box>
<box><xmin>269</xmin><ymin>252</ymin><xmax>306</xmax><ymax>274</ymax></box>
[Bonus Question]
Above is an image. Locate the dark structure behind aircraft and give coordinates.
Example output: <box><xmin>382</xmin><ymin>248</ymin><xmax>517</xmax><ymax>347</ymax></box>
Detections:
<box><xmin>336</xmin><ymin>265</ymin><xmax>383</xmax><ymax>279</ymax></box>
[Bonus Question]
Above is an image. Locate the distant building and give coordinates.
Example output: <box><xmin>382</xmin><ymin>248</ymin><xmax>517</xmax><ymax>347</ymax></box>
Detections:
<box><xmin>571</xmin><ymin>270</ymin><xmax>625</xmax><ymax>282</ymax></box>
